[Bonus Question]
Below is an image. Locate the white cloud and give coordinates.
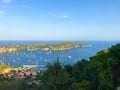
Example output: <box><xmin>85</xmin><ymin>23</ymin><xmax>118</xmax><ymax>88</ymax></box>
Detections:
<box><xmin>2</xmin><ymin>0</ymin><xmax>11</xmax><ymax>3</ymax></box>
<box><xmin>49</xmin><ymin>13</ymin><xmax>69</xmax><ymax>19</ymax></box>
<box><xmin>0</xmin><ymin>10</ymin><xmax>5</xmax><ymax>15</ymax></box>
<box><xmin>56</xmin><ymin>15</ymin><xmax>68</xmax><ymax>19</ymax></box>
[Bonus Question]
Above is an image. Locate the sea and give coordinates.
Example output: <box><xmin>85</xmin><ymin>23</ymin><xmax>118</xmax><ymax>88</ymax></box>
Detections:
<box><xmin>0</xmin><ymin>40</ymin><xmax>119</xmax><ymax>68</ymax></box>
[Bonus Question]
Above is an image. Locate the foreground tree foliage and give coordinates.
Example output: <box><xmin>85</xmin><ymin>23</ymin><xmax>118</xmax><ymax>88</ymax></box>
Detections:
<box><xmin>0</xmin><ymin>43</ymin><xmax>120</xmax><ymax>90</ymax></box>
<box><xmin>40</xmin><ymin>43</ymin><xmax>120</xmax><ymax>90</ymax></box>
<box><xmin>39</xmin><ymin>58</ymin><xmax>73</xmax><ymax>90</ymax></box>
<box><xmin>0</xmin><ymin>78</ymin><xmax>28</xmax><ymax>90</ymax></box>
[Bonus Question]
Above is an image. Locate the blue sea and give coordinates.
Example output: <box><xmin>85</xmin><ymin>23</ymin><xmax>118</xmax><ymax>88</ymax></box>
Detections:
<box><xmin>0</xmin><ymin>40</ymin><xmax>119</xmax><ymax>67</ymax></box>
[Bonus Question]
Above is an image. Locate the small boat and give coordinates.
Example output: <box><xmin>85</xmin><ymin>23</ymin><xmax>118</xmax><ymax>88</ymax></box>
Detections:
<box><xmin>68</xmin><ymin>55</ymin><xmax>72</xmax><ymax>59</ymax></box>
<box><xmin>13</xmin><ymin>60</ymin><xmax>16</xmax><ymax>62</ymax></box>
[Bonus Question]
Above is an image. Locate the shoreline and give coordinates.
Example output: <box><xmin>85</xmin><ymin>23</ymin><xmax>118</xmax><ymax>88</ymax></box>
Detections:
<box><xmin>0</xmin><ymin>42</ymin><xmax>91</xmax><ymax>53</ymax></box>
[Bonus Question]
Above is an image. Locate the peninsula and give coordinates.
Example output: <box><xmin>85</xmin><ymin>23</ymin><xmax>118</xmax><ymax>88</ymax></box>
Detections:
<box><xmin>0</xmin><ymin>42</ymin><xmax>91</xmax><ymax>53</ymax></box>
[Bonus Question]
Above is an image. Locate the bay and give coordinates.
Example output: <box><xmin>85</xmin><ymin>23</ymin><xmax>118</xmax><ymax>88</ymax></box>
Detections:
<box><xmin>0</xmin><ymin>40</ymin><xmax>119</xmax><ymax>67</ymax></box>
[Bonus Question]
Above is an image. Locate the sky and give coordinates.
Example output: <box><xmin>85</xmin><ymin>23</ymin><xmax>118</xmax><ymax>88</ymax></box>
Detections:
<box><xmin>0</xmin><ymin>0</ymin><xmax>120</xmax><ymax>40</ymax></box>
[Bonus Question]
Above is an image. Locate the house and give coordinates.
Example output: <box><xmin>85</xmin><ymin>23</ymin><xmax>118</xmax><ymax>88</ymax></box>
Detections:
<box><xmin>33</xmin><ymin>80</ymin><xmax>40</xmax><ymax>85</ymax></box>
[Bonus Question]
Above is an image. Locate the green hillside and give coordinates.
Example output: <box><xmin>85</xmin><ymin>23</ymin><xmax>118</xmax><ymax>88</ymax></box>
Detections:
<box><xmin>0</xmin><ymin>42</ymin><xmax>91</xmax><ymax>53</ymax></box>
<box><xmin>0</xmin><ymin>43</ymin><xmax>120</xmax><ymax>90</ymax></box>
<box><xmin>40</xmin><ymin>43</ymin><xmax>120</xmax><ymax>90</ymax></box>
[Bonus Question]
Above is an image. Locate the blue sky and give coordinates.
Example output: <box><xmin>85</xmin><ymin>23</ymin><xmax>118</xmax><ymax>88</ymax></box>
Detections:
<box><xmin>0</xmin><ymin>0</ymin><xmax>120</xmax><ymax>40</ymax></box>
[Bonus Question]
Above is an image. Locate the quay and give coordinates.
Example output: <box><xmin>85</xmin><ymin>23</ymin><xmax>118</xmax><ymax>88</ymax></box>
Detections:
<box><xmin>23</xmin><ymin>64</ymin><xmax>46</xmax><ymax>70</ymax></box>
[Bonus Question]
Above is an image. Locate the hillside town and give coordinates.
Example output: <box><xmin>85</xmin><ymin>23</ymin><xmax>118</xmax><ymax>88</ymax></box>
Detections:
<box><xmin>0</xmin><ymin>65</ymin><xmax>45</xmax><ymax>86</ymax></box>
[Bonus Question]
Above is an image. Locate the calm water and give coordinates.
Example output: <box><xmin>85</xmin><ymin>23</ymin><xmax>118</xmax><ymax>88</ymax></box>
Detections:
<box><xmin>0</xmin><ymin>41</ymin><xmax>119</xmax><ymax>67</ymax></box>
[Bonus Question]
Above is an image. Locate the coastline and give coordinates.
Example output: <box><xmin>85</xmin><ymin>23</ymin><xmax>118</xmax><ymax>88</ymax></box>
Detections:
<box><xmin>0</xmin><ymin>42</ymin><xmax>91</xmax><ymax>53</ymax></box>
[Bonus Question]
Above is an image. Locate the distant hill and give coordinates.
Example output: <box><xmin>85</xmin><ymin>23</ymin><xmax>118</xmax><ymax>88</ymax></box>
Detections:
<box><xmin>0</xmin><ymin>42</ymin><xmax>91</xmax><ymax>53</ymax></box>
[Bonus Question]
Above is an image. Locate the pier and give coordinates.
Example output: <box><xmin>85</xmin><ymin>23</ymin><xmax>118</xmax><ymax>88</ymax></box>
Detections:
<box><xmin>23</xmin><ymin>64</ymin><xmax>46</xmax><ymax>70</ymax></box>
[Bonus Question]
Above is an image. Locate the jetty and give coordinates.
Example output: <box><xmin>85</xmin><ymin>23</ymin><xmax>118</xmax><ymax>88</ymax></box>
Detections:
<box><xmin>23</xmin><ymin>64</ymin><xmax>46</xmax><ymax>70</ymax></box>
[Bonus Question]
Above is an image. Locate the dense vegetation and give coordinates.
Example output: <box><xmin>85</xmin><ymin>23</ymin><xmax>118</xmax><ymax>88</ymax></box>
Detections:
<box><xmin>0</xmin><ymin>42</ymin><xmax>91</xmax><ymax>53</ymax></box>
<box><xmin>0</xmin><ymin>65</ymin><xmax>11</xmax><ymax>74</ymax></box>
<box><xmin>40</xmin><ymin>43</ymin><xmax>120</xmax><ymax>90</ymax></box>
<box><xmin>0</xmin><ymin>43</ymin><xmax>120</xmax><ymax>90</ymax></box>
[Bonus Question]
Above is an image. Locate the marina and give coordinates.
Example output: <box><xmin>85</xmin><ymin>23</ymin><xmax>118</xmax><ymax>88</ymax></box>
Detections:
<box><xmin>0</xmin><ymin>41</ymin><xmax>118</xmax><ymax>68</ymax></box>
<box><xmin>23</xmin><ymin>64</ymin><xmax>46</xmax><ymax>71</ymax></box>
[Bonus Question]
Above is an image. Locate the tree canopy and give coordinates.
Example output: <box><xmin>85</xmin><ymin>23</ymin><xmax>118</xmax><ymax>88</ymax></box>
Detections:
<box><xmin>0</xmin><ymin>43</ymin><xmax>120</xmax><ymax>90</ymax></box>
